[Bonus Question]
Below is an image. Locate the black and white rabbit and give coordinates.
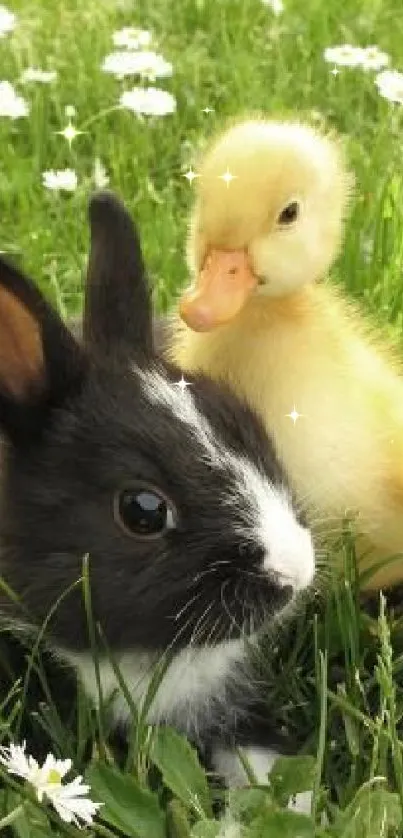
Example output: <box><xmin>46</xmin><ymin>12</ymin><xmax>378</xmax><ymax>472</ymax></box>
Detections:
<box><xmin>0</xmin><ymin>192</ymin><xmax>315</xmax><ymax>800</ymax></box>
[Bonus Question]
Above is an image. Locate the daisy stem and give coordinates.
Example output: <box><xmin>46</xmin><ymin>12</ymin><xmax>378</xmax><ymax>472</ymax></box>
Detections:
<box><xmin>80</xmin><ymin>105</ymin><xmax>123</xmax><ymax>130</ymax></box>
<box><xmin>92</xmin><ymin>821</ymin><xmax>121</xmax><ymax>838</ymax></box>
<box><xmin>0</xmin><ymin>802</ymin><xmax>26</xmax><ymax>829</ymax></box>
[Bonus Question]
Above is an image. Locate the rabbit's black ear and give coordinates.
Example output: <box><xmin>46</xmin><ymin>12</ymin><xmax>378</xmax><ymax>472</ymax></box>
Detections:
<box><xmin>0</xmin><ymin>255</ymin><xmax>85</xmax><ymax>445</ymax></box>
<box><xmin>83</xmin><ymin>191</ymin><xmax>153</xmax><ymax>358</ymax></box>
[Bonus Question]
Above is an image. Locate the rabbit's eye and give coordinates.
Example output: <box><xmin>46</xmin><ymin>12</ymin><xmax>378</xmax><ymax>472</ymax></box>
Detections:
<box><xmin>277</xmin><ymin>201</ymin><xmax>300</xmax><ymax>226</ymax></box>
<box><xmin>114</xmin><ymin>487</ymin><xmax>177</xmax><ymax>539</ymax></box>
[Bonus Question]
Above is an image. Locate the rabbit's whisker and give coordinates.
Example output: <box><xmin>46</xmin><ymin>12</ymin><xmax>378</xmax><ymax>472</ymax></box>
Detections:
<box><xmin>220</xmin><ymin>579</ymin><xmax>244</xmax><ymax>638</ymax></box>
<box><xmin>193</xmin><ymin>560</ymin><xmax>231</xmax><ymax>584</ymax></box>
<box><xmin>189</xmin><ymin>601</ymin><xmax>215</xmax><ymax>647</ymax></box>
<box><xmin>203</xmin><ymin>615</ymin><xmax>222</xmax><ymax>648</ymax></box>
<box><xmin>172</xmin><ymin>592</ymin><xmax>201</xmax><ymax>623</ymax></box>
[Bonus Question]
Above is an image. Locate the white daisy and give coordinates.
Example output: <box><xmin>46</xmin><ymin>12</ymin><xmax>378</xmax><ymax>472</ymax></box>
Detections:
<box><xmin>40</xmin><ymin>771</ymin><xmax>101</xmax><ymax>826</ymax></box>
<box><xmin>93</xmin><ymin>157</ymin><xmax>110</xmax><ymax>189</ymax></box>
<box><xmin>21</xmin><ymin>68</ymin><xmax>57</xmax><ymax>84</ymax></box>
<box><xmin>0</xmin><ymin>742</ymin><xmax>101</xmax><ymax>827</ymax></box>
<box><xmin>112</xmin><ymin>27</ymin><xmax>152</xmax><ymax>50</ymax></box>
<box><xmin>261</xmin><ymin>0</ymin><xmax>284</xmax><ymax>13</ymax></box>
<box><xmin>120</xmin><ymin>86</ymin><xmax>176</xmax><ymax>116</ymax></box>
<box><xmin>375</xmin><ymin>69</ymin><xmax>403</xmax><ymax>104</ymax></box>
<box><xmin>0</xmin><ymin>742</ymin><xmax>40</xmax><ymax>782</ymax></box>
<box><xmin>0</xmin><ymin>81</ymin><xmax>28</xmax><ymax>118</ymax></box>
<box><xmin>102</xmin><ymin>50</ymin><xmax>172</xmax><ymax>80</ymax></box>
<box><xmin>42</xmin><ymin>169</ymin><xmax>78</xmax><ymax>192</ymax></box>
<box><xmin>361</xmin><ymin>46</ymin><xmax>390</xmax><ymax>71</ymax></box>
<box><xmin>0</xmin><ymin>5</ymin><xmax>15</xmax><ymax>38</ymax></box>
<box><xmin>323</xmin><ymin>45</ymin><xmax>366</xmax><ymax>67</ymax></box>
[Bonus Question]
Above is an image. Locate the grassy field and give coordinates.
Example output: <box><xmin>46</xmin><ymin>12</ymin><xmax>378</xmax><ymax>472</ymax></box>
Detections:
<box><xmin>1</xmin><ymin>0</ymin><xmax>403</xmax><ymax>835</ymax></box>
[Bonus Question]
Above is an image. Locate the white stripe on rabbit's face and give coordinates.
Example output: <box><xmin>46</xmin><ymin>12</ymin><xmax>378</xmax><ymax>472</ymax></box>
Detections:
<box><xmin>243</xmin><ymin>469</ymin><xmax>315</xmax><ymax>591</ymax></box>
<box><xmin>137</xmin><ymin>366</ymin><xmax>315</xmax><ymax>594</ymax></box>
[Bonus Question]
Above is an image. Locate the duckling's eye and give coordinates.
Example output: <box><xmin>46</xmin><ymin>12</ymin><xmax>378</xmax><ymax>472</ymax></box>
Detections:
<box><xmin>278</xmin><ymin>201</ymin><xmax>300</xmax><ymax>226</ymax></box>
<box><xmin>114</xmin><ymin>485</ymin><xmax>177</xmax><ymax>539</ymax></box>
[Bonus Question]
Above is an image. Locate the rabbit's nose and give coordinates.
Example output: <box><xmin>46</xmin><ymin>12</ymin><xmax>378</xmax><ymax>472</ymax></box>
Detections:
<box><xmin>263</xmin><ymin>521</ymin><xmax>315</xmax><ymax>593</ymax></box>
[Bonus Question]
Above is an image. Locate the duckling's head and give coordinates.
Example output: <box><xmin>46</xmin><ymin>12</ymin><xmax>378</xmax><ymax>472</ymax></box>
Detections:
<box><xmin>181</xmin><ymin>119</ymin><xmax>354</xmax><ymax>331</ymax></box>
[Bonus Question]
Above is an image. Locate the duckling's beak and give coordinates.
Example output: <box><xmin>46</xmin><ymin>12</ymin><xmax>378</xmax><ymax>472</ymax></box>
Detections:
<box><xmin>180</xmin><ymin>249</ymin><xmax>257</xmax><ymax>332</ymax></box>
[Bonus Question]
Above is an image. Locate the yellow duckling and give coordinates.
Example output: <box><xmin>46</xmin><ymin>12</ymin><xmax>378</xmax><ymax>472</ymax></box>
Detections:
<box><xmin>168</xmin><ymin>118</ymin><xmax>403</xmax><ymax>591</ymax></box>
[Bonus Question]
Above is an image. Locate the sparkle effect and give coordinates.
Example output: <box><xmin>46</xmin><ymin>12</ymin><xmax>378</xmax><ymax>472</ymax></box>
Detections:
<box><xmin>174</xmin><ymin>375</ymin><xmax>192</xmax><ymax>393</ymax></box>
<box><xmin>219</xmin><ymin>168</ymin><xmax>238</xmax><ymax>187</ymax></box>
<box><xmin>202</xmin><ymin>106</ymin><xmax>214</xmax><ymax>114</ymax></box>
<box><xmin>183</xmin><ymin>167</ymin><xmax>199</xmax><ymax>184</ymax></box>
<box><xmin>286</xmin><ymin>406</ymin><xmax>303</xmax><ymax>424</ymax></box>
<box><xmin>56</xmin><ymin>121</ymin><xmax>84</xmax><ymax>147</ymax></box>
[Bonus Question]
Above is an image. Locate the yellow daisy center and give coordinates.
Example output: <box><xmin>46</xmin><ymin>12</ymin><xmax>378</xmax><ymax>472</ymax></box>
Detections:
<box><xmin>46</xmin><ymin>768</ymin><xmax>62</xmax><ymax>785</ymax></box>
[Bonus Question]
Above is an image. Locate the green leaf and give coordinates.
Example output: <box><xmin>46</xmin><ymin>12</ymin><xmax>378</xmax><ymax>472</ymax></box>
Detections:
<box><xmin>0</xmin><ymin>794</ymin><xmax>51</xmax><ymax>838</ymax></box>
<box><xmin>228</xmin><ymin>787</ymin><xmax>273</xmax><ymax>823</ymax></box>
<box><xmin>190</xmin><ymin>821</ymin><xmax>221</xmax><ymax>838</ymax></box>
<box><xmin>15</xmin><ymin>815</ymin><xmax>53</xmax><ymax>837</ymax></box>
<box><xmin>167</xmin><ymin>799</ymin><xmax>192</xmax><ymax>838</ymax></box>
<box><xmin>335</xmin><ymin>784</ymin><xmax>402</xmax><ymax>837</ymax></box>
<box><xmin>341</xmin><ymin>707</ymin><xmax>360</xmax><ymax>757</ymax></box>
<box><xmin>269</xmin><ymin>756</ymin><xmax>315</xmax><ymax>806</ymax></box>
<box><xmin>150</xmin><ymin>726</ymin><xmax>212</xmax><ymax>817</ymax></box>
<box><xmin>249</xmin><ymin>809</ymin><xmax>315</xmax><ymax>837</ymax></box>
<box><xmin>86</xmin><ymin>762</ymin><xmax>166</xmax><ymax>838</ymax></box>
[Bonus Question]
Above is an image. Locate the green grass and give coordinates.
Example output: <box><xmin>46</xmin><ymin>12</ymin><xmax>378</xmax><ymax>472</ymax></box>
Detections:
<box><xmin>1</xmin><ymin>0</ymin><xmax>403</xmax><ymax>835</ymax></box>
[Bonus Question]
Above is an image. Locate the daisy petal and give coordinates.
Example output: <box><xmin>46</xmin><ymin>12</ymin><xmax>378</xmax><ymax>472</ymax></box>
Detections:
<box><xmin>21</xmin><ymin>68</ymin><xmax>57</xmax><ymax>84</ymax></box>
<box><xmin>93</xmin><ymin>157</ymin><xmax>110</xmax><ymax>189</ymax></box>
<box><xmin>112</xmin><ymin>27</ymin><xmax>152</xmax><ymax>50</ymax></box>
<box><xmin>360</xmin><ymin>46</ymin><xmax>390</xmax><ymax>71</ymax></box>
<box><xmin>102</xmin><ymin>50</ymin><xmax>172</xmax><ymax>80</ymax></box>
<box><xmin>0</xmin><ymin>743</ymin><xmax>102</xmax><ymax>828</ymax></box>
<box><xmin>0</xmin><ymin>5</ymin><xmax>16</xmax><ymax>38</ymax></box>
<box><xmin>42</xmin><ymin>169</ymin><xmax>78</xmax><ymax>192</ymax></box>
<box><xmin>375</xmin><ymin>69</ymin><xmax>403</xmax><ymax>104</ymax></box>
<box><xmin>0</xmin><ymin>81</ymin><xmax>29</xmax><ymax>118</ymax></box>
<box><xmin>323</xmin><ymin>45</ymin><xmax>366</xmax><ymax>67</ymax></box>
<box><xmin>261</xmin><ymin>0</ymin><xmax>284</xmax><ymax>13</ymax></box>
<box><xmin>119</xmin><ymin>86</ymin><xmax>176</xmax><ymax>116</ymax></box>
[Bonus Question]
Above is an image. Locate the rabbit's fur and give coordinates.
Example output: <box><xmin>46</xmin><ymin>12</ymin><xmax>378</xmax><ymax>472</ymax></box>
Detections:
<box><xmin>0</xmin><ymin>192</ymin><xmax>315</xmax><ymax>794</ymax></box>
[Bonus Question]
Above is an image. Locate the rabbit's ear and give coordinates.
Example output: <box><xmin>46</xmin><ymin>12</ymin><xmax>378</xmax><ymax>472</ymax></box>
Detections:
<box><xmin>0</xmin><ymin>255</ymin><xmax>85</xmax><ymax>445</ymax></box>
<box><xmin>83</xmin><ymin>191</ymin><xmax>153</xmax><ymax>359</ymax></box>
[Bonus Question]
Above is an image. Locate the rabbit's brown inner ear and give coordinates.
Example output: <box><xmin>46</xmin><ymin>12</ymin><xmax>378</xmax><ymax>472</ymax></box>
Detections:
<box><xmin>0</xmin><ymin>287</ymin><xmax>44</xmax><ymax>398</ymax></box>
